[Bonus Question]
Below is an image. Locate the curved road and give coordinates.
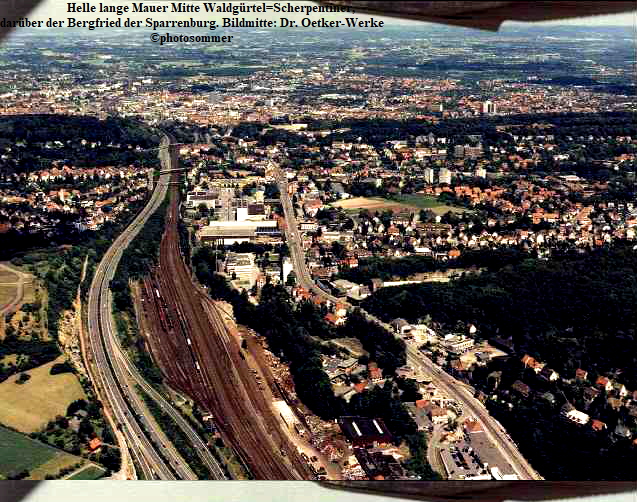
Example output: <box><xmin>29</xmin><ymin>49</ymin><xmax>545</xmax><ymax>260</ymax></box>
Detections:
<box><xmin>87</xmin><ymin>160</ymin><xmax>176</xmax><ymax>480</ymax></box>
<box><xmin>275</xmin><ymin>168</ymin><xmax>542</xmax><ymax>481</ymax></box>
<box><xmin>86</xmin><ymin>134</ymin><xmax>225</xmax><ymax>480</ymax></box>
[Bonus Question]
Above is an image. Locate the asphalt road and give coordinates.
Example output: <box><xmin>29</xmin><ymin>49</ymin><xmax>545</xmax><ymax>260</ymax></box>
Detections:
<box><xmin>275</xmin><ymin>171</ymin><xmax>340</xmax><ymax>303</ymax></box>
<box><xmin>275</xmin><ymin>169</ymin><xmax>542</xmax><ymax>481</ymax></box>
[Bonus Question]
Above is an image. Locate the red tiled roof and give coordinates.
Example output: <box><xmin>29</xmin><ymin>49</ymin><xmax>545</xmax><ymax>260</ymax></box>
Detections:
<box><xmin>354</xmin><ymin>382</ymin><xmax>366</xmax><ymax>393</ymax></box>
<box><xmin>88</xmin><ymin>437</ymin><xmax>102</xmax><ymax>451</ymax></box>
<box><xmin>591</xmin><ymin>419</ymin><xmax>606</xmax><ymax>431</ymax></box>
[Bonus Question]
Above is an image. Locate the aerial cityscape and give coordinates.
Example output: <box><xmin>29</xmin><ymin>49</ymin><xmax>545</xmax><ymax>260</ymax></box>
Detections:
<box><xmin>0</xmin><ymin>8</ymin><xmax>636</xmax><ymax>483</ymax></box>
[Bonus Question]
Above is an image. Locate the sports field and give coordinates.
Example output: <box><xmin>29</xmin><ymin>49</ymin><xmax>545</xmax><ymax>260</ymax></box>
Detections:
<box><xmin>332</xmin><ymin>195</ymin><xmax>466</xmax><ymax>215</ymax></box>
<box><xmin>0</xmin><ymin>357</ymin><xmax>86</xmax><ymax>433</ymax></box>
<box><xmin>0</xmin><ymin>426</ymin><xmax>81</xmax><ymax>480</ymax></box>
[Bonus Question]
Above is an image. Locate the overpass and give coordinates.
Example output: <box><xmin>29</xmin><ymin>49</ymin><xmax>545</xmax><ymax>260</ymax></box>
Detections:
<box><xmin>159</xmin><ymin>167</ymin><xmax>188</xmax><ymax>174</ymax></box>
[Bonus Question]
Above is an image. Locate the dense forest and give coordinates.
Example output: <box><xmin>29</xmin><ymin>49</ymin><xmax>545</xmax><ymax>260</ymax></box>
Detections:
<box><xmin>8</xmin><ymin>197</ymin><xmax>148</xmax><ymax>333</ymax></box>
<box><xmin>0</xmin><ymin>115</ymin><xmax>158</xmax><ymax>146</ymax></box>
<box><xmin>339</xmin><ymin>310</ymin><xmax>406</xmax><ymax>375</ymax></box>
<box><xmin>338</xmin><ymin>248</ymin><xmax>530</xmax><ymax>284</ymax></box>
<box><xmin>0</xmin><ymin>115</ymin><xmax>160</xmax><ymax>176</ymax></box>
<box><xmin>362</xmin><ymin>244</ymin><xmax>637</xmax><ymax>389</ymax></box>
<box><xmin>304</xmin><ymin>111</ymin><xmax>637</xmax><ymax>146</ymax></box>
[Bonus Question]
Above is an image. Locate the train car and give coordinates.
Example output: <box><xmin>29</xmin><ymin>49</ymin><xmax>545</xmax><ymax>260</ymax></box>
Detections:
<box><xmin>195</xmin><ymin>361</ymin><xmax>201</xmax><ymax>372</ymax></box>
<box><xmin>157</xmin><ymin>305</ymin><xmax>169</xmax><ymax>332</ymax></box>
<box><xmin>155</xmin><ymin>288</ymin><xmax>160</xmax><ymax>299</ymax></box>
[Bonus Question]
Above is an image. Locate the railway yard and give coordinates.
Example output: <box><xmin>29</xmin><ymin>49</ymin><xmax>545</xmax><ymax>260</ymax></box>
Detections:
<box><xmin>138</xmin><ymin>179</ymin><xmax>314</xmax><ymax>480</ymax></box>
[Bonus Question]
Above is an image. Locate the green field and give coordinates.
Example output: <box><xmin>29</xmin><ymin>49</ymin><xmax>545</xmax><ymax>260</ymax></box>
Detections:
<box><xmin>391</xmin><ymin>194</ymin><xmax>442</xmax><ymax>209</ymax></box>
<box><xmin>66</xmin><ymin>465</ymin><xmax>106</xmax><ymax>480</ymax></box>
<box><xmin>0</xmin><ymin>357</ymin><xmax>86</xmax><ymax>433</ymax></box>
<box><xmin>334</xmin><ymin>195</ymin><xmax>466</xmax><ymax>216</ymax></box>
<box><xmin>0</xmin><ymin>426</ymin><xmax>81</xmax><ymax>479</ymax></box>
<box><xmin>390</xmin><ymin>194</ymin><xmax>466</xmax><ymax>214</ymax></box>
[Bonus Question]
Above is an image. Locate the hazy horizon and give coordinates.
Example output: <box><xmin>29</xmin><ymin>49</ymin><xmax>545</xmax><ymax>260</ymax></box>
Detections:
<box><xmin>25</xmin><ymin>0</ymin><xmax>636</xmax><ymax>28</ymax></box>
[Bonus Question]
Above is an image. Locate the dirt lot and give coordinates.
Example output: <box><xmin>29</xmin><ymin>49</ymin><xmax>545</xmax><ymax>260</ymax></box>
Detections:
<box><xmin>0</xmin><ymin>285</ymin><xmax>17</xmax><ymax>308</ymax></box>
<box><xmin>0</xmin><ymin>268</ymin><xmax>19</xmax><ymax>283</ymax></box>
<box><xmin>0</xmin><ymin>357</ymin><xmax>86</xmax><ymax>433</ymax></box>
<box><xmin>333</xmin><ymin>197</ymin><xmax>417</xmax><ymax>212</ymax></box>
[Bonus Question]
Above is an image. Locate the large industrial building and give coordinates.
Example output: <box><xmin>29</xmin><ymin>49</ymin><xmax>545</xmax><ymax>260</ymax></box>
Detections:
<box><xmin>338</xmin><ymin>416</ymin><xmax>393</xmax><ymax>448</ymax></box>
<box><xmin>197</xmin><ymin>220</ymin><xmax>281</xmax><ymax>246</ymax></box>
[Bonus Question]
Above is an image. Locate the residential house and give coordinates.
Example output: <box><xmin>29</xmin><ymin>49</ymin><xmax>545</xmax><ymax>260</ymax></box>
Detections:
<box><xmin>464</xmin><ymin>418</ymin><xmax>484</xmax><ymax>434</ymax></box>
<box><xmin>540</xmin><ymin>366</ymin><xmax>560</xmax><ymax>382</ymax></box>
<box><xmin>612</xmin><ymin>382</ymin><xmax>628</xmax><ymax>398</ymax></box>
<box><xmin>614</xmin><ymin>423</ymin><xmax>632</xmax><ymax>440</ymax></box>
<box><xmin>521</xmin><ymin>354</ymin><xmax>544</xmax><ymax>373</ymax></box>
<box><xmin>541</xmin><ymin>392</ymin><xmax>556</xmax><ymax>405</ymax></box>
<box><xmin>325</xmin><ymin>313</ymin><xmax>346</xmax><ymax>327</ymax></box>
<box><xmin>88</xmin><ymin>437</ymin><xmax>102</xmax><ymax>453</ymax></box>
<box><xmin>591</xmin><ymin>420</ymin><xmax>607</xmax><ymax>432</ymax></box>
<box><xmin>561</xmin><ymin>403</ymin><xmax>590</xmax><ymax>425</ymax></box>
<box><xmin>575</xmin><ymin>368</ymin><xmax>588</xmax><ymax>381</ymax></box>
<box><xmin>596</xmin><ymin>376</ymin><xmax>613</xmax><ymax>392</ymax></box>
<box><xmin>607</xmin><ymin>397</ymin><xmax>622</xmax><ymax>411</ymax></box>
<box><xmin>430</xmin><ymin>406</ymin><xmax>449</xmax><ymax>425</ymax></box>
<box><xmin>390</xmin><ymin>318</ymin><xmax>412</xmax><ymax>336</ymax></box>
<box><xmin>369</xmin><ymin>365</ymin><xmax>383</xmax><ymax>383</ymax></box>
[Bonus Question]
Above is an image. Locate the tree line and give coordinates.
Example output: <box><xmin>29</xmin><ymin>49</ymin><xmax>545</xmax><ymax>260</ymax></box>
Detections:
<box><xmin>362</xmin><ymin>244</ymin><xmax>637</xmax><ymax>389</ymax></box>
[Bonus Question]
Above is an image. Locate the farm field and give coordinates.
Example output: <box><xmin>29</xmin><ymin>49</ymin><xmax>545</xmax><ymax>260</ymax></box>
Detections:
<box><xmin>0</xmin><ymin>263</ymin><xmax>36</xmax><ymax>314</ymax></box>
<box><xmin>0</xmin><ymin>357</ymin><xmax>86</xmax><ymax>433</ymax></box>
<box><xmin>332</xmin><ymin>194</ymin><xmax>466</xmax><ymax>215</ymax></box>
<box><xmin>0</xmin><ymin>268</ymin><xmax>19</xmax><ymax>283</ymax></box>
<box><xmin>0</xmin><ymin>426</ymin><xmax>81</xmax><ymax>480</ymax></box>
<box><xmin>0</xmin><ymin>284</ymin><xmax>16</xmax><ymax>307</ymax></box>
<box><xmin>66</xmin><ymin>464</ymin><xmax>106</xmax><ymax>480</ymax></box>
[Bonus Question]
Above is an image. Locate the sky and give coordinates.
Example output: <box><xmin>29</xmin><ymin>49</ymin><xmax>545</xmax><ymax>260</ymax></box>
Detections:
<box><xmin>26</xmin><ymin>0</ymin><xmax>637</xmax><ymax>27</ymax></box>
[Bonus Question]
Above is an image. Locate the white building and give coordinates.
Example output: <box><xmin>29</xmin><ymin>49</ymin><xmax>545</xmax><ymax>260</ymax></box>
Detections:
<box><xmin>424</xmin><ymin>167</ymin><xmax>435</xmax><ymax>184</ymax></box>
<box><xmin>562</xmin><ymin>405</ymin><xmax>590</xmax><ymax>425</ymax></box>
<box><xmin>482</xmin><ymin>100</ymin><xmax>497</xmax><ymax>115</ymax></box>
<box><xmin>198</xmin><ymin>220</ymin><xmax>279</xmax><ymax>246</ymax></box>
<box><xmin>224</xmin><ymin>252</ymin><xmax>258</xmax><ymax>286</ymax></box>
<box><xmin>438</xmin><ymin>168</ymin><xmax>451</xmax><ymax>185</ymax></box>
<box><xmin>442</xmin><ymin>334</ymin><xmax>475</xmax><ymax>354</ymax></box>
<box><xmin>273</xmin><ymin>400</ymin><xmax>304</xmax><ymax>435</ymax></box>
<box><xmin>282</xmin><ymin>257</ymin><xmax>293</xmax><ymax>284</ymax></box>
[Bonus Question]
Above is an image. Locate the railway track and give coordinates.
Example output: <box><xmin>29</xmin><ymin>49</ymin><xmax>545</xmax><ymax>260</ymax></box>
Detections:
<box><xmin>143</xmin><ymin>178</ymin><xmax>312</xmax><ymax>479</ymax></box>
<box><xmin>86</xmin><ymin>134</ymin><xmax>224</xmax><ymax>480</ymax></box>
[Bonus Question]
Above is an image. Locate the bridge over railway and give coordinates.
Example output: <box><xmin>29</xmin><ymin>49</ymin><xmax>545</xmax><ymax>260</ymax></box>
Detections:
<box><xmin>159</xmin><ymin>167</ymin><xmax>188</xmax><ymax>174</ymax></box>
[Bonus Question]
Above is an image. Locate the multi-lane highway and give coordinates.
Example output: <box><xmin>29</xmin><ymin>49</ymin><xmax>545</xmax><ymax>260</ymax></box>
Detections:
<box><xmin>275</xmin><ymin>167</ymin><xmax>542</xmax><ymax>481</ymax></box>
<box><xmin>85</xmin><ymin>135</ymin><xmax>222</xmax><ymax>480</ymax></box>
<box><xmin>112</xmin><ymin>342</ymin><xmax>227</xmax><ymax>480</ymax></box>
